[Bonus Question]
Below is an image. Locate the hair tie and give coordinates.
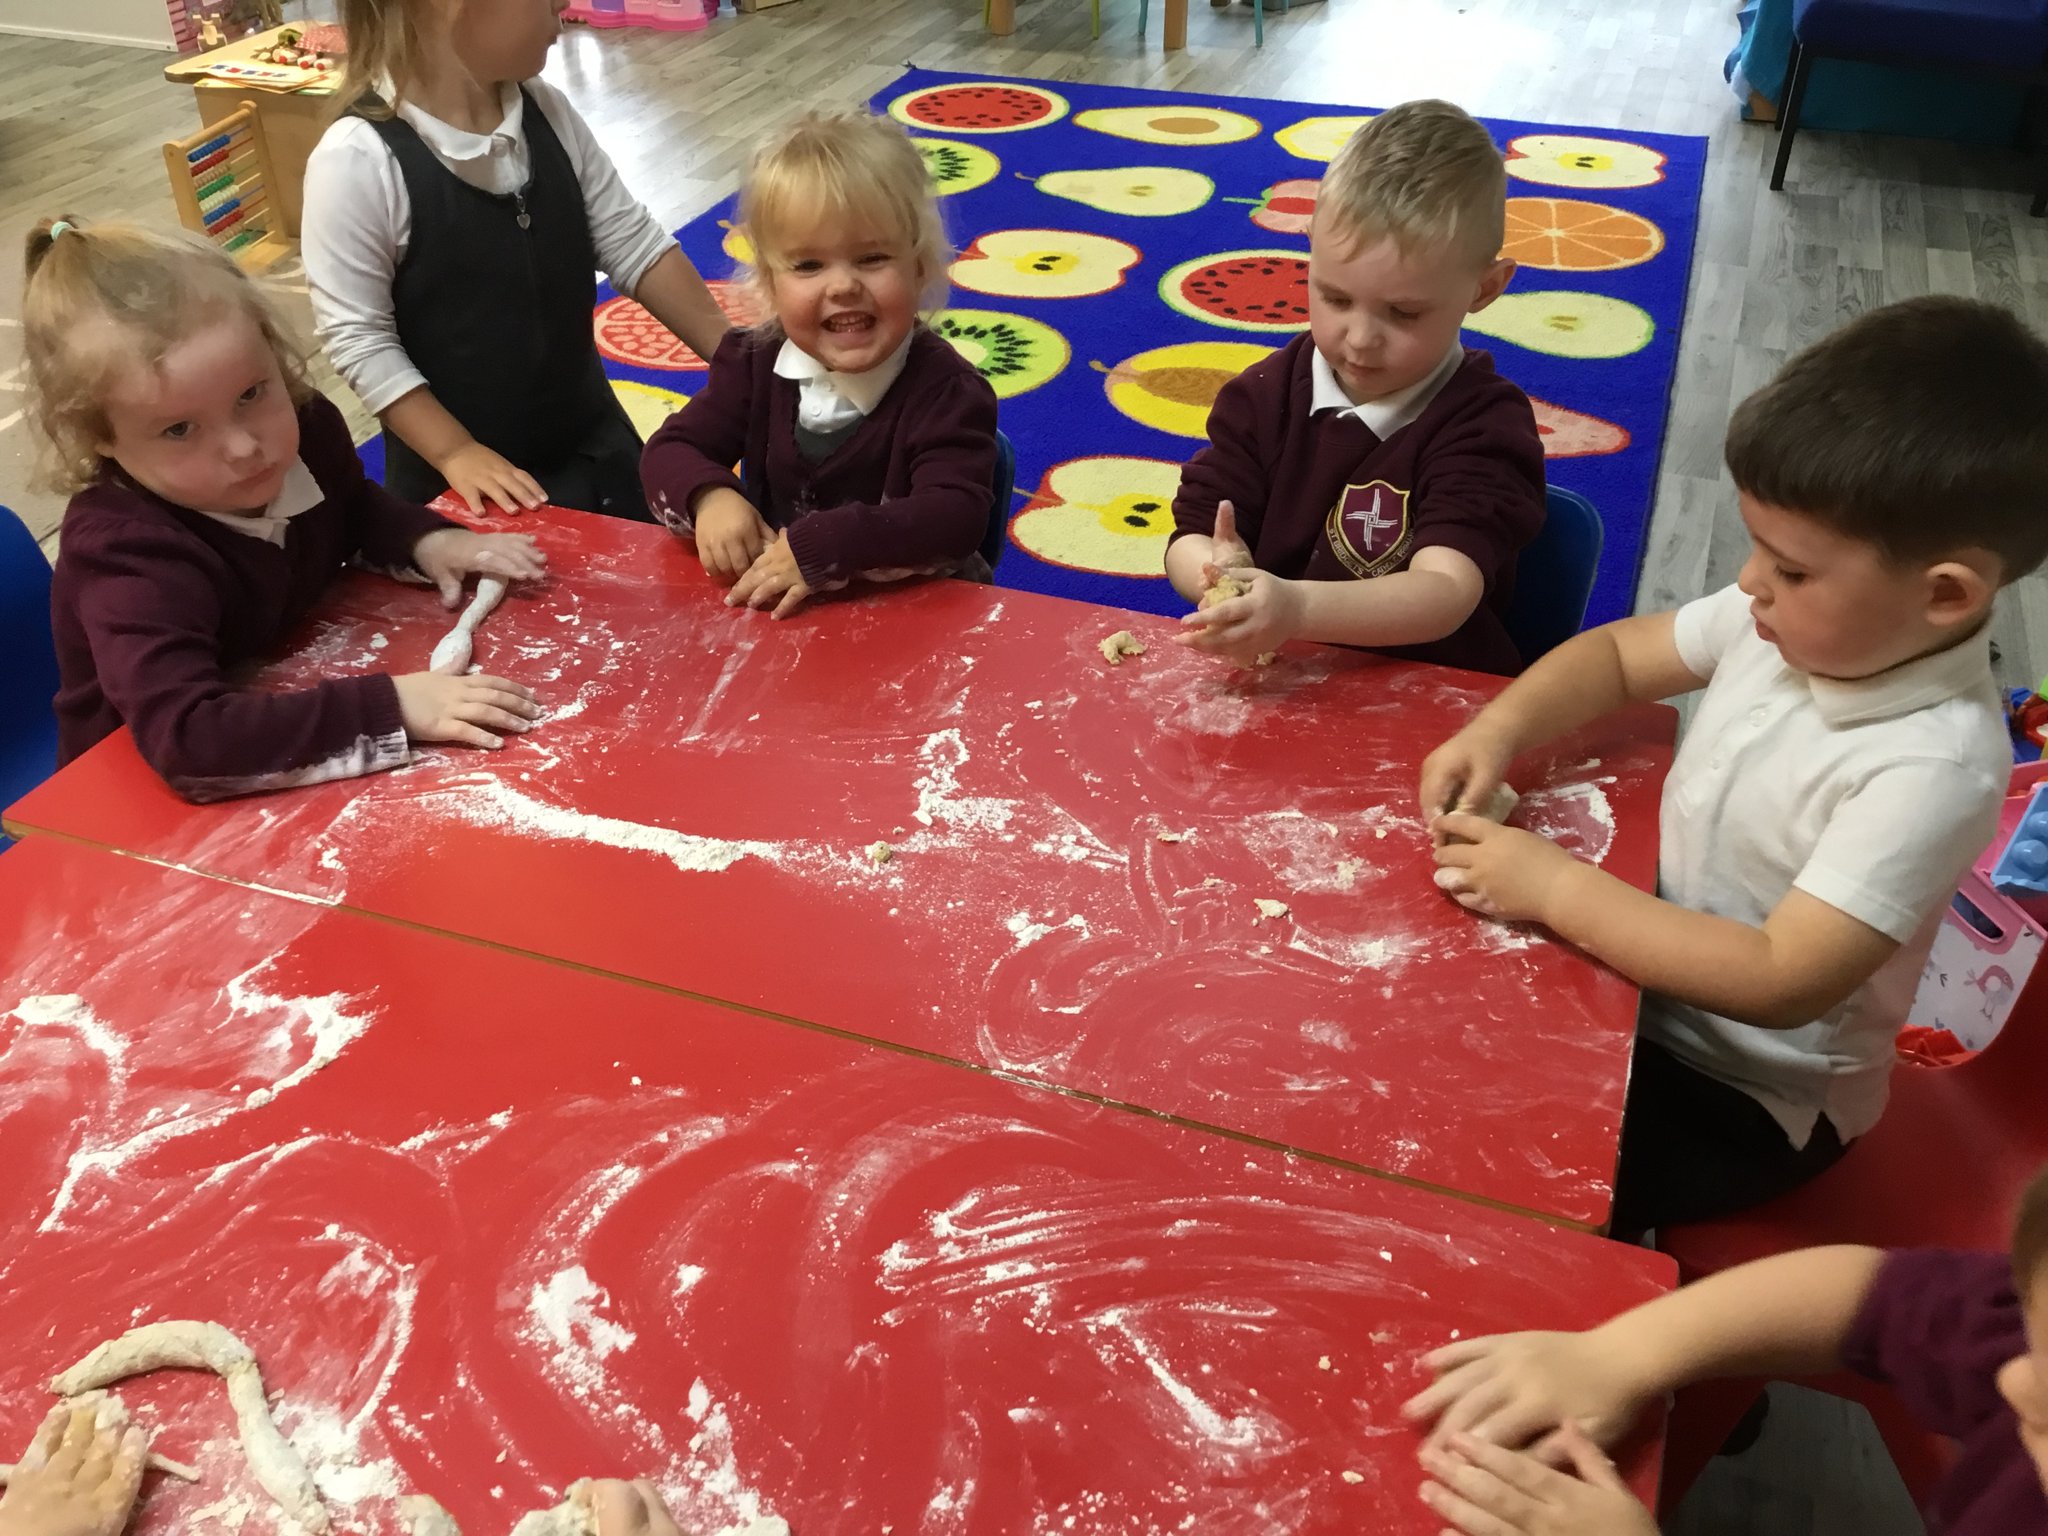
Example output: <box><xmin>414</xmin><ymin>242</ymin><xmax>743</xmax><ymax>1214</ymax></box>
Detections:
<box><xmin>49</xmin><ymin>219</ymin><xmax>76</xmax><ymax>240</ymax></box>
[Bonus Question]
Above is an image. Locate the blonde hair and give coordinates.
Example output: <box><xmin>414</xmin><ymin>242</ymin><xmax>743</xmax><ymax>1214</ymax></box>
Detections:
<box><xmin>737</xmin><ymin>109</ymin><xmax>952</xmax><ymax>323</ymax></box>
<box><xmin>333</xmin><ymin>0</ymin><xmax>433</xmax><ymax>119</ymax></box>
<box><xmin>20</xmin><ymin>215</ymin><xmax>312</xmax><ymax>495</ymax></box>
<box><xmin>1316</xmin><ymin>99</ymin><xmax>1506</xmax><ymax>270</ymax></box>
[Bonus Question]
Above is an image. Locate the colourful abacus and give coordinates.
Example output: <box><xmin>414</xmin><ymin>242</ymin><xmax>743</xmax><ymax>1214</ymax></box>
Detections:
<box><xmin>162</xmin><ymin>104</ymin><xmax>291</xmax><ymax>271</ymax></box>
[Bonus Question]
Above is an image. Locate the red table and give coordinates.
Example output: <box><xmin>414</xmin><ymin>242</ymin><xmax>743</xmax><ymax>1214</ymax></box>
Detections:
<box><xmin>6</xmin><ymin>507</ymin><xmax>1675</xmax><ymax>1227</ymax></box>
<box><xmin>0</xmin><ymin>839</ymin><xmax>1673</xmax><ymax>1534</ymax></box>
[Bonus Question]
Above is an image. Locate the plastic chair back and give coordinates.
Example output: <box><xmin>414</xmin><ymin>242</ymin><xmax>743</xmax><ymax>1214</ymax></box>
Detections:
<box><xmin>0</xmin><ymin>506</ymin><xmax>60</xmax><ymax>851</ymax></box>
<box><xmin>1505</xmin><ymin>486</ymin><xmax>1603</xmax><ymax>665</ymax></box>
<box><xmin>1653</xmin><ymin>981</ymin><xmax>2048</xmax><ymax>1510</ymax></box>
<box><xmin>982</xmin><ymin>429</ymin><xmax>1016</xmax><ymax>572</ymax></box>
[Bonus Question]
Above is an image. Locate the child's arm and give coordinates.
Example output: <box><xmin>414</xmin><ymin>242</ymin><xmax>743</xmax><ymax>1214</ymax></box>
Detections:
<box><xmin>631</xmin><ymin>248</ymin><xmax>732</xmax><ymax>367</ymax></box>
<box><xmin>65</xmin><ymin>527</ymin><xmax>537</xmax><ymax>801</ymax></box>
<box><xmin>729</xmin><ymin>374</ymin><xmax>999</xmax><ymax>615</ymax></box>
<box><xmin>1401</xmin><ymin>1245</ymin><xmax>1886</xmax><ymax>1453</ymax></box>
<box><xmin>1167</xmin><ymin>370</ymin><xmax>1275</xmax><ymax>604</ymax></box>
<box><xmin>527</xmin><ymin>80</ymin><xmax>731</xmax><ymax>364</ymax></box>
<box><xmin>310</xmin><ymin>403</ymin><xmax>550</xmax><ymax>603</ymax></box>
<box><xmin>1178</xmin><ymin>548</ymin><xmax>1484</xmax><ymax>664</ymax></box>
<box><xmin>380</xmin><ymin>390</ymin><xmax>547</xmax><ymax>515</ymax></box>
<box><xmin>639</xmin><ymin>334</ymin><xmax>772</xmax><ymax>581</ymax></box>
<box><xmin>1419</xmin><ymin>611</ymin><xmax>1704</xmax><ymax>818</ymax></box>
<box><xmin>1434</xmin><ymin>831</ymin><xmax>1901</xmax><ymax>1030</ymax></box>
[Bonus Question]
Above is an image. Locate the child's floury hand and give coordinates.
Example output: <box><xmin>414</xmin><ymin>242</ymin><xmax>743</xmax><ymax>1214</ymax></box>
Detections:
<box><xmin>437</xmin><ymin>442</ymin><xmax>546</xmax><ymax>514</ymax></box>
<box><xmin>1420</xmin><ymin>726</ymin><xmax>1516</xmax><ymax>843</ymax></box>
<box><xmin>395</xmin><ymin>672</ymin><xmax>541</xmax><ymax>750</ymax></box>
<box><xmin>1177</xmin><ymin>569</ymin><xmax>1303</xmax><ymax>666</ymax></box>
<box><xmin>413</xmin><ymin>529</ymin><xmax>547</xmax><ymax>606</ymax></box>
<box><xmin>727</xmin><ymin>531</ymin><xmax>812</xmax><ymax>619</ymax></box>
<box><xmin>1430</xmin><ymin>812</ymin><xmax>1580</xmax><ymax>924</ymax></box>
<box><xmin>1401</xmin><ymin>1330</ymin><xmax>1651</xmax><ymax>1454</ymax></box>
<box><xmin>694</xmin><ymin>488</ymin><xmax>773</xmax><ymax>582</ymax></box>
<box><xmin>1420</xmin><ymin>1427</ymin><xmax>1659</xmax><ymax>1536</ymax></box>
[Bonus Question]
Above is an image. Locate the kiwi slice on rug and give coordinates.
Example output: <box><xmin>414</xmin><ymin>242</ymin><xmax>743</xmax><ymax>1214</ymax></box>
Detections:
<box><xmin>916</xmin><ymin>138</ymin><xmax>1000</xmax><ymax>197</ymax></box>
<box><xmin>930</xmin><ymin>309</ymin><xmax>1070</xmax><ymax>398</ymax></box>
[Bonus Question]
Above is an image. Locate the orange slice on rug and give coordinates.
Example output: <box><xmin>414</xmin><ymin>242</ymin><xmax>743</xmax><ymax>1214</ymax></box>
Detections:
<box><xmin>1502</xmin><ymin>199</ymin><xmax>1665</xmax><ymax>272</ymax></box>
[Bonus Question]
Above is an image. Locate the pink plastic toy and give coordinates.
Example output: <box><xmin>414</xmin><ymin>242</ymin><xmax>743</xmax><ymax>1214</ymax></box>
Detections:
<box><xmin>564</xmin><ymin>0</ymin><xmax>710</xmax><ymax>31</ymax></box>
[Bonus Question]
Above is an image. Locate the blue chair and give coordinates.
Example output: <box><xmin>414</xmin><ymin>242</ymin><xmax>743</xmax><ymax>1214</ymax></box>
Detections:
<box><xmin>1504</xmin><ymin>486</ymin><xmax>1604</xmax><ymax>666</ymax></box>
<box><xmin>1770</xmin><ymin>0</ymin><xmax>2048</xmax><ymax>215</ymax></box>
<box><xmin>0</xmin><ymin>506</ymin><xmax>60</xmax><ymax>852</ymax></box>
<box><xmin>981</xmin><ymin>429</ymin><xmax>1016</xmax><ymax>573</ymax></box>
<box><xmin>1139</xmin><ymin>0</ymin><xmax>1286</xmax><ymax>47</ymax></box>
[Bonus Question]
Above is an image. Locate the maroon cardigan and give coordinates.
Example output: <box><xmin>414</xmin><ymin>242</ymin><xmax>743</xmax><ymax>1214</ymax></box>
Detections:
<box><xmin>50</xmin><ymin>394</ymin><xmax>451</xmax><ymax>801</ymax></box>
<box><xmin>639</xmin><ymin>326</ymin><xmax>999</xmax><ymax>587</ymax></box>
<box><xmin>1171</xmin><ymin>333</ymin><xmax>1546</xmax><ymax>676</ymax></box>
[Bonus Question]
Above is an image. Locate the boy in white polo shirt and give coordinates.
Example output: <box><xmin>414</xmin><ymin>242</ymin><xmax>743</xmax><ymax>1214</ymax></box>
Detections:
<box><xmin>1417</xmin><ymin>296</ymin><xmax>2048</xmax><ymax>1237</ymax></box>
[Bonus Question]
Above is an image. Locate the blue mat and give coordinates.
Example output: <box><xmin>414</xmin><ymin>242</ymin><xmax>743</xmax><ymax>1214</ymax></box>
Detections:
<box><xmin>383</xmin><ymin>70</ymin><xmax>1707</xmax><ymax>630</ymax></box>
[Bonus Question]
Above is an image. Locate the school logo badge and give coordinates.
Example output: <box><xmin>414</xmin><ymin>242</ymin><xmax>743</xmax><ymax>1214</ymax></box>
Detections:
<box><xmin>1326</xmin><ymin>480</ymin><xmax>1413</xmax><ymax>577</ymax></box>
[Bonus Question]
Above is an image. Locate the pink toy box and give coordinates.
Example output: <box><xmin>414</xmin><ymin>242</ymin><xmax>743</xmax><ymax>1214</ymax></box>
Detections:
<box><xmin>564</xmin><ymin>0</ymin><xmax>711</xmax><ymax>30</ymax></box>
<box><xmin>1908</xmin><ymin>760</ymin><xmax>2048</xmax><ymax>1053</ymax></box>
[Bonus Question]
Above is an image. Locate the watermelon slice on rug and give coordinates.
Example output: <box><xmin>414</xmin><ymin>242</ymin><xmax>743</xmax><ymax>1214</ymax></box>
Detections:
<box><xmin>1159</xmin><ymin>249</ymin><xmax>1309</xmax><ymax>333</ymax></box>
<box><xmin>1530</xmin><ymin>398</ymin><xmax>1630</xmax><ymax>458</ymax></box>
<box><xmin>593</xmin><ymin>282</ymin><xmax>764</xmax><ymax>372</ymax></box>
<box><xmin>889</xmin><ymin>82</ymin><xmax>1069</xmax><ymax>135</ymax></box>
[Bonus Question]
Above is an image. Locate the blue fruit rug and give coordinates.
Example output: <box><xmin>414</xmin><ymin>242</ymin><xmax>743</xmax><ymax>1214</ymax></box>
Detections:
<box><xmin>387</xmin><ymin>70</ymin><xmax>1706</xmax><ymax>628</ymax></box>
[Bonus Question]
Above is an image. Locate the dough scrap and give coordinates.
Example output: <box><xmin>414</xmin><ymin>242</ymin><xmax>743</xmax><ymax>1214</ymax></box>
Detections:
<box><xmin>1473</xmin><ymin>782</ymin><xmax>1519</xmax><ymax>824</ymax></box>
<box><xmin>51</xmin><ymin>1321</ymin><xmax>330</xmax><ymax>1534</ymax></box>
<box><xmin>866</xmin><ymin>841</ymin><xmax>894</xmax><ymax>866</ymax></box>
<box><xmin>1199</xmin><ymin>572</ymin><xmax>1250</xmax><ymax>610</ymax></box>
<box><xmin>1253</xmin><ymin>898</ymin><xmax>1291</xmax><ymax>921</ymax></box>
<box><xmin>508</xmin><ymin>1485</ymin><xmax>595</xmax><ymax>1536</ymax></box>
<box><xmin>1155</xmin><ymin>830</ymin><xmax>1186</xmax><ymax>844</ymax></box>
<box><xmin>1098</xmin><ymin>631</ymin><xmax>1145</xmax><ymax>665</ymax></box>
<box><xmin>1340</xmin><ymin>1469</ymin><xmax>1365</xmax><ymax>1484</ymax></box>
<box><xmin>429</xmin><ymin>576</ymin><xmax>510</xmax><ymax>677</ymax></box>
<box><xmin>400</xmin><ymin>1494</ymin><xmax>465</xmax><ymax>1536</ymax></box>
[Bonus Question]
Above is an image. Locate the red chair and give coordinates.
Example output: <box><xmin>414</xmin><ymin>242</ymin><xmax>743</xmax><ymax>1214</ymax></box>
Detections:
<box><xmin>1651</xmin><ymin>972</ymin><xmax>2048</xmax><ymax>1515</ymax></box>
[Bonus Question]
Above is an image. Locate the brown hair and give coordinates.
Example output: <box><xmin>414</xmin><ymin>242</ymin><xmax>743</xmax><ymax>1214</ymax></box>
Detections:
<box><xmin>334</xmin><ymin>0</ymin><xmax>433</xmax><ymax>119</ymax></box>
<box><xmin>2016</xmin><ymin>1165</ymin><xmax>2048</xmax><ymax>1296</ymax></box>
<box><xmin>737</xmin><ymin>109</ymin><xmax>953</xmax><ymax>324</ymax></box>
<box><xmin>1315</xmin><ymin>99</ymin><xmax>1506</xmax><ymax>270</ymax></box>
<box><xmin>1724</xmin><ymin>297</ymin><xmax>2048</xmax><ymax>578</ymax></box>
<box><xmin>20</xmin><ymin>215</ymin><xmax>312</xmax><ymax>494</ymax></box>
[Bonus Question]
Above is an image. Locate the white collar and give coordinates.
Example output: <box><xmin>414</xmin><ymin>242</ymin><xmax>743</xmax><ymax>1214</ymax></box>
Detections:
<box><xmin>772</xmin><ymin>336</ymin><xmax>912</xmax><ymax>418</ymax></box>
<box><xmin>1311</xmin><ymin>342</ymin><xmax>1464</xmax><ymax>438</ymax></box>
<box><xmin>197</xmin><ymin>458</ymin><xmax>325</xmax><ymax>547</ymax></box>
<box><xmin>1805</xmin><ymin>626</ymin><xmax>1997</xmax><ymax>727</ymax></box>
<box><xmin>387</xmin><ymin>76</ymin><xmax>523</xmax><ymax>162</ymax></box>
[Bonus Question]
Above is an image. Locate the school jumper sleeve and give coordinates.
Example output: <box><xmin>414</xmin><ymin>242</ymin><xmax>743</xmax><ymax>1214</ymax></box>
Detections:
<box><xmin>639</xmin><ymin>331</ymin><xmax>756</xmax><ymax>531</ymax></box>
<box><xmin>781</xmin><ymin>370</ymin><xmax>999</xmax><ymax>586</ymax></box>
<box><xmin>1405</xmin><ymin>390</ymin><xmax>1547</xmax><ymax>581</ymax></box>
<box><xmin>62</xmin><ymin>519</ymin><xmax>411</xmax><ymax>803</ymax></box>
<box><xmin>1170</xmin><ymin>349</ymin><xmax>1283</xmax><ymax>551</ymax></box>
<box><xmin>298</xmin><ymin>394</ymin><xmax>456</xmax><ymax>568</ymax></box>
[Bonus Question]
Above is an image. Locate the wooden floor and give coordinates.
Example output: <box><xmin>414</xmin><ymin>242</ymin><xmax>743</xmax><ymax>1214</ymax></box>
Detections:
<box><xmin>8</xmin><ymin>1</ymin><xmax>2042</xmax><ymax>1525</ymax></box>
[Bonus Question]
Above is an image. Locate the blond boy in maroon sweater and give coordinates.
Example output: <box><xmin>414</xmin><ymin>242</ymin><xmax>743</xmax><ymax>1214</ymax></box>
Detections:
<box><xmin>1169</xmin><ymin>100</ymin><xmax>1546</xmax><ymax>676</ymax></box>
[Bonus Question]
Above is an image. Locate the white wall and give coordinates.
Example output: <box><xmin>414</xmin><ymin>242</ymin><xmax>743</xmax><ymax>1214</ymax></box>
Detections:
<box><xmin>0</xmin><ymin>0</ymin><xmax>176</xmax><ymax>49</ymax></box>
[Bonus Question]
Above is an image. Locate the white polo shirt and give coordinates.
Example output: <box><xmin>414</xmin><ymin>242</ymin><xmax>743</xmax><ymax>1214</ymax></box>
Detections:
<box><xmin>1644</xmin><ymin>582</ymin><xmax>2008</xmax><ymax>1147</ymax></box>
